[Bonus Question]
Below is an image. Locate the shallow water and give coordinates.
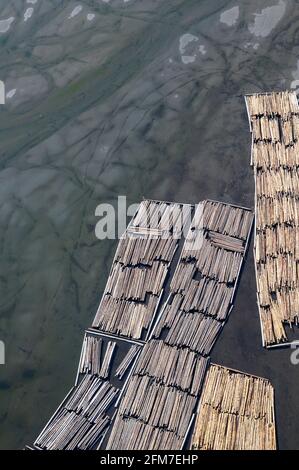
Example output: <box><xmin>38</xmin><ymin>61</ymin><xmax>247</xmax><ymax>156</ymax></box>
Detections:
<box><xmin>0</xmin><ymin>0</ymin><xmax>298</xmax><ymax>449</ymax></box>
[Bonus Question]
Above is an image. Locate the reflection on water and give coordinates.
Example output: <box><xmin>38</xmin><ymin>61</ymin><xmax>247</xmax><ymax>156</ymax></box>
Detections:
<box><xmin>248</xmin><ymin>0</ymin><xmax>286</xmax><ymax>37</ymax></box>
<box><xmin>0</xmin><ymin>16</ymin><xmax>14</xmax><ymax>33</ymax></box>
<box><xmin>0</xmin><ymin>0</ymin><xmax>298</xmax><ymax>449</ymax></box>
<box><xmin>220</xmin><ymin>6</ymin><xmax>240</xmax><ymax>26</ymax></box>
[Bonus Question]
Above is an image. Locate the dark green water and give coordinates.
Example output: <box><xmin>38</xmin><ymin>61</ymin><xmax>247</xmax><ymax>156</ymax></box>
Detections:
<box><xmin>0</xmin><ymin>0</ymin><xmax>298</xmax><ymax>449</ymax></box>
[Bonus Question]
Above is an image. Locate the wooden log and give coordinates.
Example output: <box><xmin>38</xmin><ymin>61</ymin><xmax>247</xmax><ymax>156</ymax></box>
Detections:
<box><xmin>99</xmin><ymin>341</ymin><xmax>117</xmax><ymax>379</ymax></box>
<box><xmin>115</xmin><ymin>345</ymin><xmax>141</xmax><ymax>380</ymax></box>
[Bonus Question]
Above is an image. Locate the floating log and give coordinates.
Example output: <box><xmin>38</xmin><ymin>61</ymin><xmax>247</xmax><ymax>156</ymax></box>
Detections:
<box><xmin>79</xmin><ymin>335</ymin><xmax>102</xmax><ymax>376</ymax></box>
<box><xmin>115</xmin><ymin>345</ymin><xmax>141</xmax><ymax>380</ymax></box>
<box><xmin>99</xmin><ymin>341</ymin><xmax>117</xmax><ymax>379</ymax></box>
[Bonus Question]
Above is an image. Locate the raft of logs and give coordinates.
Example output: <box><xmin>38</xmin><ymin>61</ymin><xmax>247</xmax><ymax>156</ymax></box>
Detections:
<box><xmin>32</xmin><ymin>199</ymin><xmax>261</xmax><ymax>451</ymax></box>
<box><xmin>99</xmin><ymin>341</ymin><xmax>117</xmax><ymax>379</ymax></box>
<box><xmin>134</xmin><ymin>340</ymin><xmax>208</xmax><ymax>395</ymax></box>
<box><xmin>35</xmin><ymin>376</ymin><xmax>118</xmax><ymax>450</ymax></box>
<box><xmin>191</xmin><ymin>364</ymin><xmax>276</xmax><ymax>450</ymax></box>
<box><xmin>157</xmin><ymin>201</ymin><xmax>253</xmax><ymax>351</ymax></box>
<box><xmin>34</xmin><ymin>332</ymin><xmax>137</xmax><ymax>450</ymax></box>
<box><xmin>78</xmin><ymin>335</ymin><xmax>116</xmax><ymax>380</ymax></box>
<box><xmin>106</xmin><ymin>200</ymin><xmax>253</xmax><ymax>450</ymax></box>
<box><xmin>131</xmin><ymin>199</ymin><xmax>192</xmax><ymax>234</ymax></box>
<box><xmin>245</xmin><ymin>91</ymin><xmax>299</xmax><ymax>346</ymax></box>
<box><xmin>92</xmin><ymin>201</ymin><xmax>191</xmax><ymax>340</ymax></box>
<box><xmin>79</xmin><ymin>335</ymin><xmax>102</xmax><ymax>376</ymax></box>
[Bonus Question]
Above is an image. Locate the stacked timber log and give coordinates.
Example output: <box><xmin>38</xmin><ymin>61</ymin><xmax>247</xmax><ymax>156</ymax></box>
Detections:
<box><xmin>163</xmin><ymin>313</ymin><xmax>222</xmax><ymax>355</ymax></box>
<box><xmin>92</xmin><ymin>295</ymin><xmax>157</xmax><ymax>339</ymax></box>
<box><xmin>158</xmin><ymin>201</ymin><xmax>253</xmax><ymax>344</ymax></box>
<box><xmin>93</xmin><ymin>200</ymin><xmax>190</xmax><ymax>340</ymax></box>
<box><xmin>170</xmin><ymin>236</ymin><xmax>243</xmax><ymax>286</ymax></box>
<box><xmin>79</xmin><ymin>335</ymin><xmax>116</xmax><ymax>379</ymax></box>
<box><xmin>107</xmin><ymin>417</ymin><xmax>182</xmax><ymax>450</ymax></box>
<box><xmin>115</xmin><ymin>236</ymin><xmax>178</xmax><ymax>265</ymax></box>
<box><xmin>191</xmin><ymin>365</ymin><xmax>276</xmax><ymax>450</ymax></box>
<box><xmin>245</xmin><ymin>91</ymin><xmax>299</xmax><ymax>346</ymax></box>
<box><xmin>116</xmin><ymin>375</ymin><xmax>197</xmax><ymax>436</ymax></box>
<box><xmin>134</xmin><ymin>340</ymin><xmax>208</xmax><ymax>395</ymax></box>
<box><xmin>79</xmin><ymin>335</ymin><xmax>102</xmax><ymax>376</ymax></box>
<box><xmin>132</xmin><ymin>200</ymin><xmax>191</xmax><ymax>235</ymax></box>
<box><xmin>104</xmin><ymin>261</ymin><xmax>168</xmax><ymax>299</ymax></box>
<box><xmin>115</xmin><ymin>345</ymin><xmax>141</xmax><ymax>380</ymax></box>
<box><xmin>99</xmin><ymin>341</ymin><xmax>117</xmax><ymax>379</ymax></box>
<box><xmin>201</xmin><ymin>200</ymin><xmax>252</xmax><ymax>241</ymax></box>
<box><xmin>35</xmin><ymin>376</ymin><xmax>118</xmax><ymax>450</ymax></box>
<box><xmin>106</xmin><ymin>201</ymin><xmax>253</xmax><ymax>450</ymax></box>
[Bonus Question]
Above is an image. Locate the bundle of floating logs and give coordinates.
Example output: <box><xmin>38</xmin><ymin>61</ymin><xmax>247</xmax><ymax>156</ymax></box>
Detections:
<box><xmin>132</xmin><ymin>199</ymin><xmax>192</xmax><ymax>234</ymax></box>
<box><xmin>201</xmin><ymin>200</ymin><xmax>253</xmax><ymax>240</ymax></box>
<box><xmin>99</xmin><ymin>341</ymin><xmax>117</xmax><ymax>379</ymax></box>
<box><xmin>134</xmin><ymin>340</ymin><xmax>208</xmax><ymax>394</ymax></box>
<box><xmin>179</xmin><ymin>280</ymin><xmax>232</xmax><ymax>320</ymax></box>
<box><xmin>191</xmin><ymin>364</ymin><xmax>276</xmax><ymax>450</ymax></box>
<box><xmin>171</xmin><ymin>236</ymin><xmax>243</xmax><ymax>285</ymax></box>
<box><xmin>245</xmin><ymin>91</ymin><xmax>299</xmax><ymax>346</ymax></box>
<box><xmin>106</xmin><ymin>200</ymin><xmax>253</xmax><ymax>450</ymax></box>
<box><xmin>79</xmin><ymin>336</ymin><xmax>116</xmax><ymax>379</ymax></box>
<box><xmin>116</xmin><ymin>375</ymin><xmax>197</xmax><ymax>437</ymax></box>
<box><xmin>92</xmin><ymin>201</ymin><xmax>188</xmax><ymax>340</ymax></box>
<box><xmin>35</xmin><ymin>376</ymin><xmax>118</xmax><ymax>450</ymax></box>
<box><xmin>115</xmin><ymin>235</ymin><xmax>178</xmax><ymax>265</ymax></box>
<box><xmin>104</xmin><ymin>261</ymin><xmax>168</xmax><ymax>299</ymax></box>
<box><xmin>79</xmin><ymin>335</ymin><xmax>102</xmax><ymax>376</ymax></box>
<box><xmin>115</xmin><ymin>345</ymin><xmax>141</xmax><ymax>380</ymax></box>
<box><xmin>107</xmin><ymin>416</ymin><xmax>182</xmax><ymax>450</ymax></box>
<box><xmin>32</xmin><ymin>199</ymin><xmax>259</xmax><ymax>451</ymax></box>
<box><xmin>163</xmin><ymin>312</ymin><xmax>222</xmax><ymax>355</ymax></box>
<box><xmin>92</xmin><ymin>295</ymin><xmax>157</xmax><ymax>339</ymax></box>
<box><xmin>161</xmin><ymin>201</ymin><xmax>253</xmax><ymax>348</ymax></box>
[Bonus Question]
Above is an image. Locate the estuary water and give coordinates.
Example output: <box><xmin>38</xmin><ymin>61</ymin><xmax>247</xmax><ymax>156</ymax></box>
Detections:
<box><xmin>0</xmin><ymin>0</ymin><xmax>298</xmax><ymax>449</ymax></box>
